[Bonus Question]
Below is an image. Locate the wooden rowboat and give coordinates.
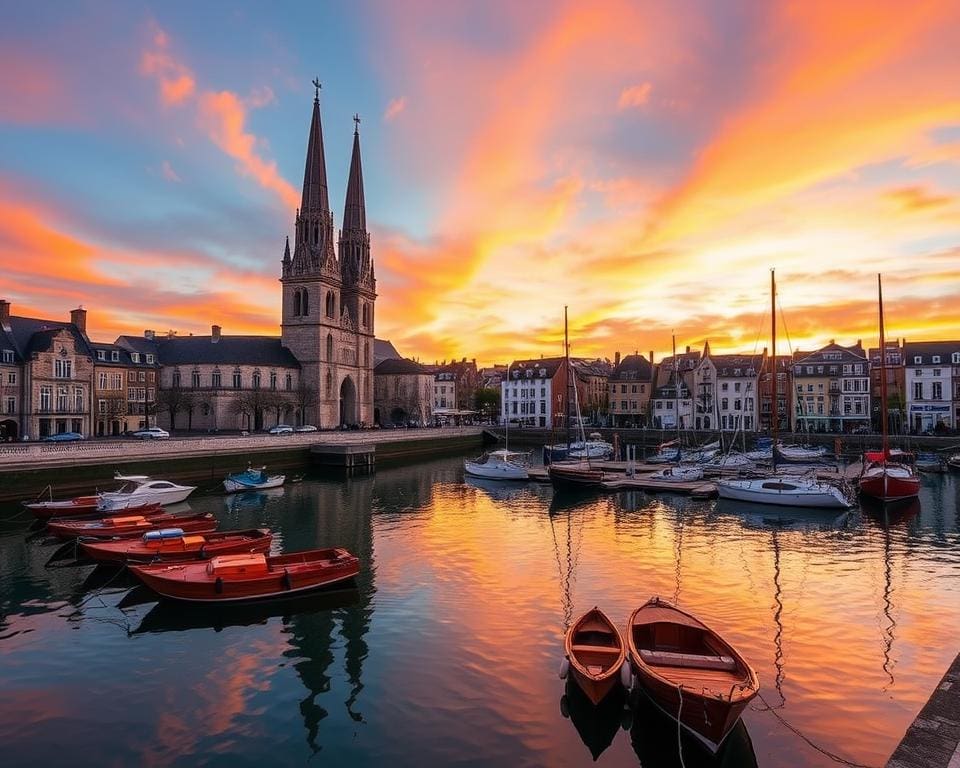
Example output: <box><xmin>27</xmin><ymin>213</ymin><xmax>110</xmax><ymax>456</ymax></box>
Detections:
<box><xmin>26</xmin><ymin>497</ymin><xmax>165</xmax><ymax>521</ymax></box>
<box><xmin>47</xmin><ymin>512</ymin><xmax>217</xmax><ymax>539</ymax></box>
<box><xmin>80</xmin><ymin>528</ymin><xmax>272</xmax><ymax>564</ymax></box>
<box><xmin>549</xmin><ymin>463</ymin><xmax>604</xmax><ymax>490</ymax></box>
<box><xmin>129</xmin><ymin>547</ymin><xmax>359</xmax><ymax>603</ymax></box>
<box><xmin>626</xmin><ymin>597</ymin><xmax>758</xmax><ymax>753</ymax></box>
<box><xmin>565</xmin><ymin>607</ymin><xmax>626</xmax><ymax>705</ymax></box>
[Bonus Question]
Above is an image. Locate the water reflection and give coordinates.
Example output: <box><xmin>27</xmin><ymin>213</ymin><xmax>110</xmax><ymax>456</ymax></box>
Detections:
<box><xmin>560</xmin><ymin>678</ymin><xmax>628</xmax><ymax>761</ymax></box>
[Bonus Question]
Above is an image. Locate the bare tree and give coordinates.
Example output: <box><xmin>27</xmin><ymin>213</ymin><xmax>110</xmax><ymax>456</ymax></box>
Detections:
<box><xmin>293</xmin><ymin>380</ymin><xmax>317</xmax><ymax>427</ymax></box>
<box><xmin>155</xmin><ymin>385</ymin><xmax>189</xmax><ymax>431</ymax></box>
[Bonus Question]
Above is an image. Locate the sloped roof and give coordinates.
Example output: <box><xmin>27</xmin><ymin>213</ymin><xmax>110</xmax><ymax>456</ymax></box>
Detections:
<box><xmin>609</xmin><ymin>354</ymin><xmax>654</xmax><ymax>381</ymax></box>
<box><xmin>156</xmin><ymin>335</ymin><xmax>300</xmax><ymax>368</ymax></box>
<box><xmin>5</xmin><ymin>316</ymin><xmax>94</xmax><ymax>362</ymax></box>
<box><xmin>903</xmin><ymin>340</ymin><xmax>960</xmax><ymax>364</ymax></box>
<box><xmin>374</xmin><ymin>338</ymin><xmax>401</xmax><ymax>365</ymax></box>
<box><xmin>506</xmin><ymin>356</ymin><xmax>565</xmax><ymax>379</ymax></box>
<box><xmin>709</xmin><ymin>353</ymin><xmax>763</xmax><ymax>377</ymax></box>
<box><xmin>375</xmin><ymin>357</ymin><xmax>429</xmax><ymax>375</ymax></box>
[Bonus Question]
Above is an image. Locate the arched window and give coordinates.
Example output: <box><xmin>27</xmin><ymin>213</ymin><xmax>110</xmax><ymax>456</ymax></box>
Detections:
<box><xmin>301</xmin><ymin>289</ymin><xmax>309</xmax><ymax>316</ymax></box>
<box><xmin>325</xmin><ymin>292</ymin><xmax>335</xmax><ymax>318</ymax></box>
<box><xmin>326</xmin><ymin>370</ymin><xmax>332</xmax><ymax>396</ymax></box>
<box><xmin>285</xmin><ymin>373</ymin><xmax>292</xmax><ymax>391</ymax></box>
<box><xmin>313</xmin><ymin>225</ymin><xmax>319</xmax><ymax>244</ymax></box>
<box><xmin>252</xmin><ymin>370</ymin><xmax>261</xmax><ymax>389</ymax></box>
<box><xmin>361</xmin><ymin>304</ymin><xmax>368</xmax><ymax>328</ymax></box>
<box><xmin>326</xmin><ymin>333</ymin><xmax>333</xmax><ymax>361</ymax></box>
<box><xmin>293</xmin><ymin>290</ymin><xmax>301</xmax><ymax>317</ymax></box>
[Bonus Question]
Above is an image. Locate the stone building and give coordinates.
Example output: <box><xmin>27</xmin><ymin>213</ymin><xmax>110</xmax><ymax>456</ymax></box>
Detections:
<box><xmin>758</xmin><ymin>355</ymin><xmax>793</xmax><ymax>434</ymax></box>
<box><xmin>373</xmin><ymin>358</ymin><xmax>433</xmax><ymax>427</ymax></box>
<box><xmin>572</xmin><ymin>359</ymin><xmax>611</xmax><ymax>423</ymax></box>
<box><xmin>608</xmin><ymin>353</ymin><xmax>655</xmax><ymax>427</ymax></box>
<box><xmin>693</xmin><ymin>343</ymin><xmax>764</xmax><ymax>432</ymax></box>
<box><xmin>792</xmin><ymin>341</ymin><xmax>870</xmax><ymax>432</ymax></box>
<box><xmin>650</xmin><ymin>347</ymin><xmax>700</xmax><ymax>429</ymax></box>
<box><xmin>867</xmin><ymin>340</ymin><xmax>905</xmax><ymax>433</ymax></box>
<box><xmin>280</xmin><ymin>90</ymin><xmax>376</xmax><ymax>428</ymax></box>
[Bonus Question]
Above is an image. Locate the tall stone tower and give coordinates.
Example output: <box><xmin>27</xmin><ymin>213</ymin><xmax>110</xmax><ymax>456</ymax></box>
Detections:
<box><xmin>281</xmin><ymin>86</ymin><xmax>376</xmax><ymax>427</ymax></box>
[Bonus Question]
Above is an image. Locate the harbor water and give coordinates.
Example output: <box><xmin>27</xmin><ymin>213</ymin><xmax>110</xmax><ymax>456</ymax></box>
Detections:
<box><xmin>1</xmin><ymin>452</ymin><xmax>959</xmax><ymax>767</ymax></box>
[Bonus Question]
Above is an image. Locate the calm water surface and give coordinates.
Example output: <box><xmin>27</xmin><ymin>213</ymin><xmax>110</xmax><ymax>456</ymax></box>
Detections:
<box><xmin>1</xmin><ymin>454</ymin><xmax>959</xmax><ymax>767</ymax></box>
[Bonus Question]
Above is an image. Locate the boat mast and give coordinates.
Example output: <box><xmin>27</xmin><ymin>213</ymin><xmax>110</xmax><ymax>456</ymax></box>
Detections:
<box><xmin>878</xmin><ymin>273</ymin><xmax>888</xmax><ymax>464</ymax></box>
<box><xmin>564</xmin><ymin>305</ymin><xmax>571</xmax><ymax>451</ymax></box>
<box><xmin>673</xmin><ymin>333</ymin><xmax>680</xmax><ymax>447</ymax></box>
<box><xmin>771</xmin><ymin>269</ymin><xmax>778</xmax><ymax>470</ymax></box>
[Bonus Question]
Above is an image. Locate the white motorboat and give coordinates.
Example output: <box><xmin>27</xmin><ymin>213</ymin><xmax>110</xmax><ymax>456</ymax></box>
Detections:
<box><xmin>649</xmin><ymin>465</ymin><xmax>704</xmax><ymax>482</ymax></box>
<box><xmin>716</xmin><ymin>476</ymin><xmax>851</xmax><ymax>509</ymax></box>
<box><xmin>99</xmin><ymin>474</ymin><xmax>196</xmax><ymax>509</ymax></box>
<box><xmin>223</xmin><ymin>466</ymin><xmax>286</xmax><ymax>493</ymax></box>
<box><xmin>464</xmin><ymin>449</ymin><xmax>530</xmax><ymax>480</ymax></box>
<box><xmin>568</xmin><ymin>434</ymin><xmax>614</xmax><ymax>460</ymax></box>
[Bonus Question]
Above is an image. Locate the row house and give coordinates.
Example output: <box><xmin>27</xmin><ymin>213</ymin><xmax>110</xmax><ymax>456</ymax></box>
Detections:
<box><xmin>500</xmin><ymin>357</ymin><xmax>579</xmax><ymax>428</ymax></box>
<box><xmin>868</xmin><ymin>340</ymin><xmax>906</xmax><ymax>433</ymax></box>
<box><xmin>0</xmin><ymin>302</ymin><xmax>95</xmax><ymax>441</ymax></box>
<box><xmin>792</xmin><ymin>341</ymin><xmax>870</xmax><ymax>432</ymax></box>
<box><xmin>758</xmin><ymin>356</ymin><xmax>793</xmax><ymax>434</ymax></box>
<box><xmin>373</xmin><ymin>357</ymin><xmax>434</xmax><ymax>427</ymax></box>
<box><xmin>572</xmin><ymin>358</ymin><xmax>612</xmax><ymax>423</ymax></box>
<box><xmin>91</xmin><ymin>340</ymin><xmax>159</xmax><ymax>436</ymax></box>
<box><xmin>608</xmin><ymin>352</ymin><xmax>655</xmax><ymax>427</ymax></box>
<box><xmin>650</xmin><ymin>347</ymin><xmax>700</xmax><ymax>429</ymax></box>
<box><xmin>694</xmin><ymin>345</ymin><xmax>764</xmax><ymax>432</ymax></box>
<box><xmin>903</xmin><ymin>340</ymin><xmax>960</xmax><ymax>432</ymax></box>
<box><xmin>429</xmin><ymin>357</ymin><xmax>479</xmax><ymax>413</ymax></box>
<box><xmin>478</xmin><ymin>364</ymin><xmax>508</xmax><ymax>390</ymax></box>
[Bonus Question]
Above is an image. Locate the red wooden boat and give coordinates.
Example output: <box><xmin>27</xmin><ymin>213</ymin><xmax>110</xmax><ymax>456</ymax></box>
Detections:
<box><xmin>26</xmin><ymin>497</ymin><xmax>163</xmax><ymax>521</ymax></box>
<box><xmin>129</xmin><ymin>547</ymin><xmax>360</xmax><ymax>603</ymax></box>
<box><xmin>564</xmin><ymin>607</ymin><xmax>626</xmax><ymax>705</ymax></box>
<box><xmin>548</xmin><ymin>463</ymin><xmax>604</xmax><ymax>490</ymax></box>
<box><xmin>80</xmin><ymin>528</ymin><xmax>272</xmax><ymax>564</ymax></box>
<box><xmin>47</xmin><ymin>512</ymin><xmax>217</xmax><ymax>539</ymax></box>
<box><xmin>626</xmin><ymin>597</ymin><xmax>759</xmax><ymax>753</ymax></box>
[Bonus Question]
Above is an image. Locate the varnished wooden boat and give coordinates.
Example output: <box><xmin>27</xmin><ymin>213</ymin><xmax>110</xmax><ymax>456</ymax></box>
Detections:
<box><xmin>548</xmin><ymin>462</ymin><xmax>604</xmax><ymax>490</ymax></box>
<box><xmin>47</xmin><ymin>512</ymin><xmax>216</xmax><ymax>539</ymax></box>
<box><xmin>626</xmin><ymin>597</ymin><xmax>759</xmax><ymax>753</ymax></box>
<box><xmin>129</xmin><ymin>547</ymin><xmax>359</xmax><ymax>603</ymax></box>
<box><xmin>27</xmin><ymin>497</ymin><xmax>165</xmax><ymax>521</ymax></box>
<box><xmin>80</xmin><ymin>528</ymin><xmax>272</xmax><ymax>564</ymax></box>
<box><xmin>565</xmin><ymin>607</ymin><xmax>626</xmax><ymax>705</ymax></box>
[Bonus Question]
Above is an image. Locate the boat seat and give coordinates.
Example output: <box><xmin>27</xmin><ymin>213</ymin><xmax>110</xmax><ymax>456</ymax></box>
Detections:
<box><xmin>639</xmin><ymin>648</ymin><xmax>736</xmax><ymax>671</ymax></box>
<box><xmin>572</xmin><ymin>644</ymin><xmax>621</xmax><ymax>654</ymax></box>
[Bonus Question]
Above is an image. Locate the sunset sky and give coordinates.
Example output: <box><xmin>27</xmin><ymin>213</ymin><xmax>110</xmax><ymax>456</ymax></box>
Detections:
<box><xmin>2</xmin><ymin>0</ymin><xmax>959</xmax><ymax>366</ymax></box>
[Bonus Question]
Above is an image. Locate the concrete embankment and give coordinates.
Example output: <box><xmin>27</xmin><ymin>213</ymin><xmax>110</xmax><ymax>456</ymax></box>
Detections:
<box><xmin>0</xmin><ymin>428</ymin><xmax>487</xmax><ymax>502</ymax></box>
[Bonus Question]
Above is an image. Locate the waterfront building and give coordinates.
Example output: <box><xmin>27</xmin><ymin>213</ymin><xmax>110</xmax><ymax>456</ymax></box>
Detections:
<box><xmin>0</xmin><ymin>302</ymin><xmax>94</xmax><ymax>440</ymax></box>
<box><xmin>373</xmin><ymin>358</ymin><xmax>433</xmax><ymax>427</ymax></box>
<box><xmin>868</xmin><ymin>340</ymin><xmax>906</xmax><ymax>433</ymax></box>
<box><xmin>903</xmin><ymin>340</ymin><xmax>960</xmax><ymax>432</ymax></box>
<box><xmin>693</xmin><ymin>344</ymin><xmax>764</xmax><ymax>432</ymax></box>
<box><xmin>280</xmin><ymin>90</ymin><xmax>376</xmax><ymax>428</ymax></box>
<box><xmin>758</xmin><ymin>355</ymin><xmax>793</xmax><ymax>434</ymax></box>
<box><xmin>429</xmin><ymin>358</ymin><xmax>479</xmax><ymax>413</ymax></box>
<box><xmin>500</xmin><ymin>357</ymin><xmax>578</xmax><ymax>428</ymax></box>
<box><xmin>478</xmin><ymin>364</ymin><xmax>508</xmax><ymax>390</ymax></box>
<box><xmin>607</xmin><ymin>352</ymin><xmax>655</xmax><ymax>427</ymax></box>
<box><xmin>91</xmin><ymin>340</ymin><xmax>158</xmax><ymax>435</ymax></box>
<box><xmin>792</xmin><ymin>341</ymin><xmax>870</xmax><ymax>432</ymax></box>
<box><xmin>373</xmin><ymin>339</ymin><xmax>402</xmax><ymax>366</ymax></box>
<box><xmin>650</xmin><ymin>347</ymin><xmax>699</xmax><ymax>429</ymax></box>
<box><xmin>572</xmin><ymin>358</ymin><xmax>612</xmax><ymax>424</ymax></box>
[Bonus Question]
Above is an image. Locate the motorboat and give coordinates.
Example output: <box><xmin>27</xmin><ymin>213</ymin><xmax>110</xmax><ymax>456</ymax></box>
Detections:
<box><xmin>223</xmin><ymin>466</ymin><xmax>286</xmax><ymax>493</ymax></box>
<box><xmin>80</xmin><ymin>528</ymin><xmax>272</xmax><ymax>564</ymax></box>
<box><xmin>625</xmin><ymin>597</ymin><xmax>759</xmax><ymax>753</ymax></box>
<box><xmin>464</xmin><ymin>449</ymin><xmax>530</xmax><ymax>480</ymax></box>
<box><xmin>47</xmin><ymin>512</ymin><xmax>217</xmax><ymax>539</ymax></box>
<box><xmin>563</xmin><ymin>607</ymin><xmax>626</xmax><ymax>705</ymax></box>
<box><xmin>774</xmin><ymin>443</ymin><xmax>828</xmax><ymax>463</ymax></box>
<box><xmin>568</xmin><ymin>434</ymin><xmax>614</xmax><ymax>460</ymax></box>
<box><xmin>129</xmin><ymin>547</ymin><xmax>359</xmax><ymax>602</ymax></box>
<box><xmin>99</xmin><ymin>475</ymin><xmax>196</xmax><ymax>508</ymax></box>
<box><xmin>649</xmin><ymin>465</ymin><xmax>704</xmax><ymax>483</ymax></box>
<box><xmin>716</xmin><ymin>475</ymin><xmax>852</xmax><ymax>509</ymax></box>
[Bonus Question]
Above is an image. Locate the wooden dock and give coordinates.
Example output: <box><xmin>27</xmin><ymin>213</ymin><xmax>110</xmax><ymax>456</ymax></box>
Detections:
<box><xmin>528</xmin><ymin>465</ymin><xmax>718</xmax><ymax>498</ymax></box>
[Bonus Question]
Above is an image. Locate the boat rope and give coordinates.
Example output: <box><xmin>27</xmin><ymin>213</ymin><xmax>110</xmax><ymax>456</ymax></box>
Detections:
<box><xmin>69</xmin><ymin>566</ymin><xmax>128</xmax><ymax>615</ymax></box>
<box><xmin>752</xmin><ymin>690</ymin><xmax>878</xmax><ymax>768</ymax></box>
<box><xmin>675</xmin><ymin>683</ymin><xmax>687</xmax><ymax>768</ymax></box>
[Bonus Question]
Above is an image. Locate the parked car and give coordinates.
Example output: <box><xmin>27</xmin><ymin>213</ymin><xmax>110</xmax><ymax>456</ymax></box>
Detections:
<box><xmin>294</xmin><ymin>425</ymin><xmax>318</xmax><ymax>433</ymax></box>
<box><xmin>41</xmin><ymin>431</ymin><xmax>85</xmax><ymax>442</ymax></box>
<box><xmin>132</xmin><ymin>427</ymin><xmax>170</xmax><ymax>440</ymax></box>
<box><xmin>268</xmin><ymin>424</ymin><xmax>294</xmax><ymax>435</ymax></box>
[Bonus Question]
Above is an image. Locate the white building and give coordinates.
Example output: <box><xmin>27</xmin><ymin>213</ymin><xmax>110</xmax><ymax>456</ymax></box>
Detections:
<box><xmin>694</xmin><ymin>346</ymin><xmax>764</xmax><ymax>432</ymax></box>
<box><xmin>500</xmin><ymin>357</ymin><xmax>570</xmax><ymax>428</ymax></box>
<box><xmin>903</xmin><ymin>341</ymin><xmax>960</xmax><ymax>432</ymax></box>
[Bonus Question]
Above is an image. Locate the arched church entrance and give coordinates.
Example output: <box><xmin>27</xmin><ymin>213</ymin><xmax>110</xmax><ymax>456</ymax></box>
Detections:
<box><xmin>339</xmin><ymin>376</ymin><xmax>358</xmax><ymax>427</ymax></box>
<box><xmin>0</xmin><ymin>419</ymin><xmax>18</xmax><ymax>442</ymax></box>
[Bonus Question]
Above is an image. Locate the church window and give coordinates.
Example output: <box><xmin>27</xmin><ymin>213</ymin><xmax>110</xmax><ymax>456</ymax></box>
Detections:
<box><xmin>301</xmin><ymin>290</ymin><xmax>309</xmax><ymax>316</ymax></box>
<box><xmin>364</xmin><ymin>342</ymin><xmax>370</xmax><ymax>368</ymax></box>
<box><xmin>314</xmin><ymin>225</ymin><xmax>319</xmax><ymax>244</ymax></box>
<box><xmin>326</xmin><ymin>370</ymin><xmax>332</xmax><ymax>396</ymax></box>
<box><xmin>232</xmin><ymin>370</ymin><xmax>242</xmax><ymax>389</ymax></box>
<box><xmin>212</xmin><ymin>370</ymin><xmax>221</xmax><ymax>388</ymax></box>
<box><xmin>326</xmin><ymin>292</ymin><xmax>335</xmax><ymax>318</ymax></box>
<box><xmin>293</xmin><ymin>291</ymin><xmax>301</xmax><ymax>316</ymax></box>
<box><xmin>285</xmin><ymin>373</ymin><xmax>292</xmax><ymax>391</ymax></box>
<box><xmin>327</xmin><ymin>333</ymin><xmax>333</xmax><ymax>361</ymax></box>
<box><xmin>252</xmin><ymin>370</ymin><xmax>261</xmax><ymax>389</ymax></box>
<box><xmin>172</xmin><ymin>370</ymin><xmax>181</xmax><ymax>388</ymax></box>
<box><xmin>270</xmin><ymin>371</ymin><xmax>277</xmax><ymax>390</ymax></box>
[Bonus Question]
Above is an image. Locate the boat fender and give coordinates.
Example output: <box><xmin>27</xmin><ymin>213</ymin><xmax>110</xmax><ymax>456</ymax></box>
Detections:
<box><xmin>215</xmin><ymin>577</ymin><xmax>224</xmax><ymax>594</ymax></box>
<box><xmin>559</xmin><ymin>695</ymin><xmax>569</xmax><ymax>719</ymax></box>
<box><xmin>558</xmin><ymin>657</ymin><xmax>570</xmax><ymax>680</ymax></box>
<box><xmin>282</xmin><ymin>570</ymin><xmax>293</xmax><ymax>591</ymax></box>
<box><xmin>619</xmin><ymin>662</ymin><xmax>632</xmax><ymax>689</ymax></box>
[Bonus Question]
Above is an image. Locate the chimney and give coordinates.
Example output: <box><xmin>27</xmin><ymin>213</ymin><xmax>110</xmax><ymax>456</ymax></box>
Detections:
<box><xmin>614</xmin><ymin>351</ymin><xmax>621</xmax><ymax>366</ymax></box>
<box><xmin>212</xmin><ymin>325</ymin><xmax>222</xmax><ymax>343</ymax></box>
<box><xmin>70</xmin><ymin>307</ymin><xmax>87</xmax><ymax>334</ymax></box>
<box><xmin>144</xmin><ymin>329</ymin><xmax>155</xmax><ymax>340</ymax></box>
<box><xmin>0</xmin><ymin>299</ymin><xmax>9</xmax><ymax>330</ymax></box>
<box><xmin>686</xmin><ymin>345</ymin><xmax>691</xmax><ymax>354</ymax></box>
<box><xmin>649</xmin><ymin>350</ymin><xmax>654</xmax><ymax>365</ymax></box>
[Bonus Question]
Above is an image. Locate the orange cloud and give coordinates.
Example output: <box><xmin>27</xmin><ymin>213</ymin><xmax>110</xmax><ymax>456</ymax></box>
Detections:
<box><xmin>140</xmin><ymin>22</ymin><xmax>195</xmax><ymax>106</ymax></box>
<box><xmin>383</xmin><ymin>96</ymin><xmax>406</xmax><ymax>122</ymax></box>
<box><xmin>884</xmin><ymin>185</ymin><xmax>953</xmax><ymax>213</ymax></box>
<box><xmin>617</xmin><ymin>82</ymin><xmax>652</xmax><ymax>110</ymax></box>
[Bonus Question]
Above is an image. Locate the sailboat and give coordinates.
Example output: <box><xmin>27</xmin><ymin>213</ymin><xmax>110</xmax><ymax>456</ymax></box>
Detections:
<box><xmin>716</xmin><ymin>271</ymin><xmax>852</xmax><ymax>509</ymax></box>
<box><xmin>549</xmin><ymin>308</ymin><xmax>605</xmax><ymax>489</ymax></box>
<box><xmin>651</xmin><ymin>334</ymin><xmax>704</xmax><ymax>482</ymax></box>
<box><xmin>464</xmin><ymin>390</ymin><xmax>530</xmax><ymax>480</ymax></box>
<box><xmin>858</xmin><ymin>275</ymin><xmax>920</xmax><ymax>503</ymax></box>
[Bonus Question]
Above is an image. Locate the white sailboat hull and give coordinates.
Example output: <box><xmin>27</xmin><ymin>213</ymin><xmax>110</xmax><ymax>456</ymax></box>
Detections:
<box><xmin>717</xmin><ymin>477</ymin><xmax>850</xmax><ymax>509</ymax></box>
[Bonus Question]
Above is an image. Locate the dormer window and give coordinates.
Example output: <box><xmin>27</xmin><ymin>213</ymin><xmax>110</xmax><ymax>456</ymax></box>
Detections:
<box><xmin>1</xmin><ymin>350</ymin><xmax>12</xmax><ymax>363</ymax></box>
<box><xmin>111</xmin><ymin>351</ymin><xmax>119</xmax><ymax>362</ymax></box>
<box><xmin>539</xmin><ymin>368</ymin><xmax>546</xmax><ymax>377</ymax></box>
<box><xmin>526</xmin><ymin>369</ymin><xmax>533</xmax><ymax>378</ymax></box>
<box><xmin>131</xmin><ymin>353</ymin><xmax>140</xmax><ymax>363</ymax></box>
<box><xmin>953</xmin><ymin>352</ymin><xmax>960</xmax><ymax>364</ymax></box>
<box><xmin>146</xmin><ymin>354</ymin><xmax>154</xmax><ymax>364</ymax></box>
<box><xmin>932</xmin><ymin>355</ymin><xmax>941</xmax><ymax>364</ymax></box>
<box><xmin>96</xmin><ymin>350</ymin><xmax>105</xmax><ymax>360</ymax></box>
<box><xmin>914</xmin><ymin>356</ymin><xmax>922</xmax><ymax>364</ymax></box>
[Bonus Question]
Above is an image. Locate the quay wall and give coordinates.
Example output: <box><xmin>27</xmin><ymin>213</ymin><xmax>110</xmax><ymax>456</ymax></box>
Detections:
<box><xmin>0</xmin><ymin>428</ymin><xmax>485</xmax><ymax>502</ymax></box>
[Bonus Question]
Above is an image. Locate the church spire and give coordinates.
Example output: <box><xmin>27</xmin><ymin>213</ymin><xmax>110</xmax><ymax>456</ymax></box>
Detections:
<box><xmin>342</xmin><ymin>114</ymin><xmax>366</xmax><ymax>234</ymax></box>
<box><xmin>300</xmin><ymin>79</ymin><xmax>330</xmax><ymax>215</ymax></box>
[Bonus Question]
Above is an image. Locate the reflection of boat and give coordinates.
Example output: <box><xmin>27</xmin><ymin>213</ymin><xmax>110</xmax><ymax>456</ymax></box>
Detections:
<box><xmin>224</xmin><ymin>466</ymin><xmax>286</xmax><ymax>493</ymax></box>
<box><xmin>132</xmin><ymin>586</ymin><xmax>361</xmax><ymax>635</ymax></box>
<box><xmin>463</xmin><ymin>475</ymin><xmax>531</xmax><ymax>502</ymax></box>
<box><xmin>47</xmin><ymin>511</ymin><xmax>215</xmax><ymax>539</ymax></box>
<box><xmin>915</xmin><ymin>453</ymin><xmax>946</xmax><ymax>473</ymax></box>
<box><xmin>100</xmin><ymin>475</ymin><xmax>196</xmax><ymax>508</ymax></box>
<box><xmin>630</xmin><ymin>690</ymin><xmax>758</xmax><ymax>768</ymax></box>
<box><xmin>560</xmin><ymin>677</ymin><xmax>627</xmax><ymax>762</ymax></box>
<box><xmin>224</xmin><ymin>487</ymin><xmax>285</xmax><ymax>514</ymax></box>
<box><xmin>564</xmin><ymin>607</ymin><xmax>626</xmax><ymax>705</ymax></box>
<box><xmin>549</xmin><ymin>462</ymin><xmax>604</xmax><ymax>490</ymax></box>
<box><xmin>464</xmin><ymin>449</ymin><xmax>530</xmax><ymax>480</ymax></box>
<box><xmin>626</xmin><ymin>597</ymin><xmax>759</xmax><ymax>753</ymax></box>
<box><xmin>716</xmin><ymin>476</ymin><xmax>851</xmax><ymax>508</ymax></box>
<box><xmin>80</xmin><ymin>528</ymin><xmax>272</xmax><ymax>564</ymax></box>
<box><xmin>129</xmin><ymin>548</ymin><xmax>359</xmax><ymax>602</ymax></box>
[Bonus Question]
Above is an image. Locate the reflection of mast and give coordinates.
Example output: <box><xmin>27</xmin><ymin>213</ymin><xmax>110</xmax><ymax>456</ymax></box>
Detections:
<box><xmin>880</xmin><ymin>511</ymin><xmax>897</xmax><ymax>690</ymax></box>
<box><xmin>549</xmin><ymin>509</ymin><xmax>583</xmax><ymax>634</ymax></box>
<box><xmin>673</xmin><ymin>507</ymin><xmax>683</xmax><ymax>605</ymax></box>
<box><xmin>771</xmin><ymin>528</ymin><xmax>786</xmax><ymax>708</ymax></box>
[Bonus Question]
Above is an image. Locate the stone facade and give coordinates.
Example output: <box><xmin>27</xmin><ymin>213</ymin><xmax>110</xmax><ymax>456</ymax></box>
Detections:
<box><xmin>792</xmin><ymin>341</ymin><xmax>870</xmax><ymax>432</ymax></box>
<box><xmin>608</xmin><ymin>353</ymin><xmax>655</xmax><ymax>427</ymax></box>
<box><xmin>373</xmin><ymin>358</ymin><xmax>433</xmax><ymax>426</ymax></box>
<box><xmin>23</xmin><ymin>327</ymin><xmax>94</xmax><ymax>440</ymax></box>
